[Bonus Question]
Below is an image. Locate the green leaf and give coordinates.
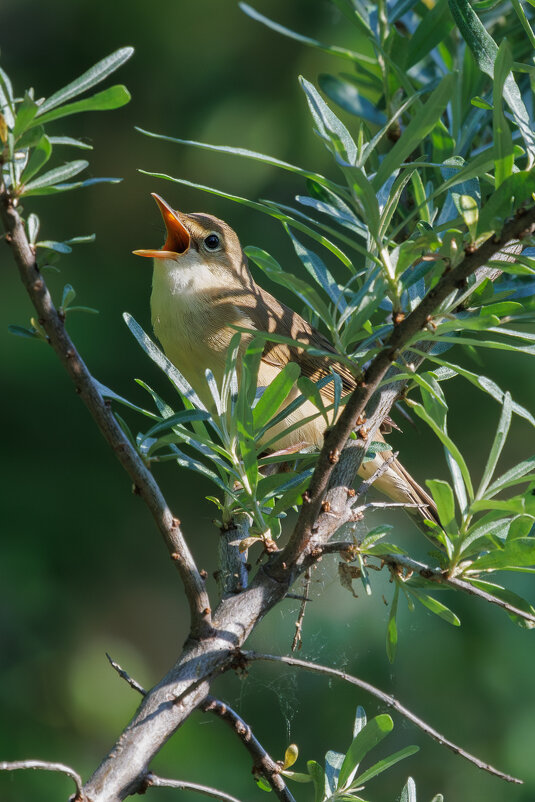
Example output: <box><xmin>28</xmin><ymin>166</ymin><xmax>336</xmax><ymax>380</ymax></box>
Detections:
<box><xmin>27</xmin><ymin>213</ymin><xmax>40</xmax><ymax>245</ymax></box>
<box><xmin>21</xmin><ymin>160</ymin><xmax>88</xmax><ymax>193</ymax></box>
<box><xmin>406</xmin><ymin>0</ymin><xmax>454</xmax><ymax>69</ymax></box>
<box><xmin>493</xmin><ymin>41</ymin><xmax>514</xmax><ymax>188</ymax></box>
<box><xmin>411</xmin><ymin>590</ymin><xmax>461</xmax><ymax>625</ymax></box>
<box><xmin>407</xmin><ymin>399</ymin><xmax>474</xmax><ymax>500</ymax></box>
<box><xmin>280</xmin><ymin>770</ymin><xmax>311</xmax><ymax>783</ymax></box>
<box><xmin>299</xmin><ymin>76</ymin><xmax>358</xmax><ymax>166</ymax></box>
<box><xmin>449</xmin><ymin>0</ymin><xmax>535</xmax><ymax>160</ymax></box>
<box><xmin>306</xmin><ymin>760</ymin><xmax>325</xmax><ymax>802</ymax></box>
<box><xmin>135</xmin><ymin>127</ymin><xmax>344</xmax><ymax>196</ymax></box>
<box><xmin>13</xmin><ymin>92</ymin><xmax>38</xmax><ymax>137</ymax></box>
<box><xmin>338</xmin><ymin>715</ymin><xmax>394</xmax><ymax>789</ymax></box>
<box><xmin>20</xmin><ymin>134</ymin><xmax>52</xmax><ymax>185</ymax></box>
<box><xmin>0</xmin><ymin>66</ymin><xmax>15</xmax><ymax>128</ymax></box>
<box><xmin>400</xmin><ymin>776</ymin><xmax>417</xmax><ymax>802</ymax></box>
<box><xmin>471</xmin><ymin>538</ymin><xmax>535</xmax><ymax>571</ymax></box>
<box><xmin>477</xmin><ymin>392</ymin><xmax>512</xmax><ymax>498</ymax></box>
<box><xmin>143</xmin><ymin>410</ymin><xmax>212</xmax><ymax>439</ymax></box>
<box><xmin>61</xmin><ymin>284</ymin><xmax>76</xmax><ymax>308</ymax></box>
<box><xmin>324</xmin><ymin>750</ymin><xmax>344</xmax><ymax>796</ymax></box>
<box><xmin>426</xmin><ymin>479</ymin><xmax>457</xmax><ymax>536</ymax></box>
<box><xmin>30</xmin><ymin>85</ymin><xmax>131</xmax><ymax>128</ymax></box>
<box><xmin>318</xmin><ymin>73</ymin><xmax>387</xmax><ymax>125</ymax></box>
<box><xmin>372</xmin><ymin>74</ymin><xmax>455</xmax><ymax>191</ymax></box>
<box><xmin>123</xmin><ymin>313</ymin><xmax>208</xmax><ymax>410</ymax></box>
<box><xmin>288</xmin><ymin>229</ymin><xmax>344</xmax><ymax>308</ymax></box>
<box><xmin>485</xmin><ymin>456</ymin><xmax>535</xmax><ymax>498</ymax></box>
<box><xmin>253</xmin><ymin>362</ymin><xmax>300</xmax><ymax>432</ymax></box>
<box><xmin>48</xmin><ymin>136</ymin><xmax>93</xmax><ymax>150</ymax></box>
<box><xmin>386</xmin><ymin>584</ymin><xmax>399</xmax><ymax>664</ymax></box>
<box><xmin>37</xmin><ymin>48</ymin><xmax>133</xmax><ymax>115</ymax></box>
<box><xmin>354</xmin><ymin>744</ymin><xmax>419</xmax><ymax>786</ymax></box>
<box><xmin>469</xmin><ymin>578</ymin><xmax>535</xmax><ymax>628</ymax></box>
<box><xmin>36</xmin><ymin>240</ymin><xmax>72</xmax><ymax>254</ymax></box>
<box><xmin>477</xmin><ymin>170</ymin><xmax>535</xmax><ymax>240</ymax></box>
<box><xmin>8</xmin><ymin>324</ymin><xmax>39</xmax><ymax>340</ymax></box>
<box><xmin>238</xmin><ymin>2</ymin><xmax>376</xmax><ymax>64</ymax></box>
<box><xmin>413</xmin><ymin>351</ymin><xmax>535</xmax><ymax>428</ymax></box>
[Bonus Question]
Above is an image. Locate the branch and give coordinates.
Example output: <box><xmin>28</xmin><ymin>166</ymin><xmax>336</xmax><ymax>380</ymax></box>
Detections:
<box><xmin>276</xmin><ymin>211</ymin><xmax>535</xmax><ymax>570</ymax></box>
<box><xmin>320</xmin><ymin>545</ymin><xmax>535</xmax><ymax>626</ymax></box>
<box><xmin>106</xmin><ymin>652</ymin><xmax>147</xmax><ymax>695</ymax></box>
<box><xmin>144</xmin><ymin>772</ymin><xmax>245</xmax><ymax>802</ymax></box>
<box><xmin>0</xmin><ymin>759</ymin><xmax>83</xmax><ymax>798</ymax></box>
<box><xmin>200</xmin><ymin>696</ymin><xmax>297</xmax><ymax>802</ymax></box>
<box><xmin>0</xmin><ymin>187</ymin><xmax>212</xmax><ymax>640</ymax></box>
<box><xmin>242</xmin><ymin>651</ymin><xmax>522</xmax><ymax>785</ymax></box>
<box><xmin>380</xmin><ymin>553</ymin><xmax>535</xmax><ymax>626</ymax></box>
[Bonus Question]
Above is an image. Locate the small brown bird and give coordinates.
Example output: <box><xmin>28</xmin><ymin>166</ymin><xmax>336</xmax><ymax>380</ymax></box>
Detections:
<box><xmin>134</xmin><ymin>193</ymin><xmax>437</xmax><ymax>525</ymax></box>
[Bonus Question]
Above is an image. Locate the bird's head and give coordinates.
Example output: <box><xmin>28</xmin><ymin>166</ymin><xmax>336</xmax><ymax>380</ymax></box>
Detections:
<box><xmin>133</xmin><ymin>193</ymin><xmax>249</xmax><ymax>283</ymax></box>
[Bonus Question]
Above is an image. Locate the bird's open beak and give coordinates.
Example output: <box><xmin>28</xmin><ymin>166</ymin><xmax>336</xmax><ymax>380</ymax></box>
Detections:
<box><xmin>133</xmin><ymin>193</ymin><xmax>191</xmax><ymax>259</ymax></box>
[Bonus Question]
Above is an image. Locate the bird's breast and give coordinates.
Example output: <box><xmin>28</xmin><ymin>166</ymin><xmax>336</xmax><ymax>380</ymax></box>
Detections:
<box><xmin>150</xmin><ymin>260</ymin><xmax>254</xmax><ymax>404</ymax></box>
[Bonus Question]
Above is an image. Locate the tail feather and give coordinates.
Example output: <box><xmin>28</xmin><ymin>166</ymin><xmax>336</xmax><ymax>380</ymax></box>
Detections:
<box><xmin>358</xmin><ymin>451</ymin><xmax>440</xmax><ymax>534</ymax></box>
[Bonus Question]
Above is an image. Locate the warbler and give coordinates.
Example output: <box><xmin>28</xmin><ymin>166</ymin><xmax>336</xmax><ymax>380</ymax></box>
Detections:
<box><xmin>134</xmin><ymin>193</ymin><xmax>437</xmax><ymax>524</ymax></box>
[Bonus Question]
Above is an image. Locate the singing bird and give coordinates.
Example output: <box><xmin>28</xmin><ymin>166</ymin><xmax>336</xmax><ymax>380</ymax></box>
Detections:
<box><xmin>134</xmin><ymin>193</ymin><xmax>437</xmax><ymax>525</ymax></box>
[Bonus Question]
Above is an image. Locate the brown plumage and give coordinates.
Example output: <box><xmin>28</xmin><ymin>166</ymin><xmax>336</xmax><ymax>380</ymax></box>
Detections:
<box><xmin>134</xmin><ymin>193</ymin><xmax>438</xmax><ymax>528</ymax></box>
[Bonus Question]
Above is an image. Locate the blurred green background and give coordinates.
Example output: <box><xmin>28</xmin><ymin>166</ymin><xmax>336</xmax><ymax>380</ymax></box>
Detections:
<box><xmin>1</xmin><ymin>1</ymin><xmax>534</xmax><ymax>800</ymax></box>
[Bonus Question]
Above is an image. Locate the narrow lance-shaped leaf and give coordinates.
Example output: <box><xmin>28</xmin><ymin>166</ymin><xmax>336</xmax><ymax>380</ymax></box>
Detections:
<box><xmin>493</xmin><ymin>41</ymin><xmax>514</xmax><ymax>188</ymax></box>
<box><xmin>20</xmin><ymin>160</ymin><xmax>88</xmax><ymax>193</ymax></box>
<box><xmin>123</xmin><ymin>313</ymin><xmax>208</xmax><ymax>410</ymax></box>
<box><xmin>19</xmin><ymin>134</ymin><xmax>52</xmax><ymax>185</ymax></box>
<box><xmin>135</xmin><ymin>127</ymin><xmax>345</xmax><ymax>196</ymax></box>
<box><xmin>372</xmin><ymin>73</ymin><xmax>455</xmax><ymax>191</ymax></box>
<box><xmin>29</xmin><ymin>85</ymin><xmax>131</xmax><ymax>129</ymax></box>
<box><xmin>449</xmin><ymin>0</ymin><xmax>535</xmax><ymax>162</ymax></box>
<box><xmin>299</xmin><ymin>75</ymin><xmax>358</xmax><ymax>166</ymax></box>
<box><xmin>238</xmin><ymin>2</ymin><xmax>376</xmax><ymax>64</ymax></box>
<box><xmin>37</xmin><ymin>47</ymin><xmax>134</xmax><ymax>115</ymax></box>
<box><xmin>338</xmin><ymin>715</ymin><xmax>394</xmax><ymax>789</ymax></box>
<box><xmin>354</xmin><ymin>745</ymin><xmax>420</xmax><ymax>786</ymax></box>
<box><xmin>477</xmin><ymin>392</ymin><xmax>512</xmax><ymax>499</ymax></box>
<box><xmin>253</xmin><ymin>362</ymin><xmax>300</xmax><ymax>432</ymax></box>
<box><xmin>406</xmin><ymin>399</ymin><xmax>474</xmax><ymax>500</ymax></box>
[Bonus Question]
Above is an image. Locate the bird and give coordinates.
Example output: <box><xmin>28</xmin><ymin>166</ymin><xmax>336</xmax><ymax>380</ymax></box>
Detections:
<box><xmin>133</xmin><ymin>193</ymin><xmax>438</xmax><ymax>528</ymax></box>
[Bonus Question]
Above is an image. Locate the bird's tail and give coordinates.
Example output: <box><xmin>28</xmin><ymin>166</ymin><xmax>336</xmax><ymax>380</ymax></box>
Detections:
<box><xmin>360</xmin><ymin>452</ymin><xmax>440</xmax><ymax>535</ymax></box>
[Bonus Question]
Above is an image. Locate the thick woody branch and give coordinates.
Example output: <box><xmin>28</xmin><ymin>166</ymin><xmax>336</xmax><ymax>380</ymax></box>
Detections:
<box><xmin>277</xmin><ymin>210</ymin><xmax>535</xmax><ymax>571</ymax></box>
<box><xmin>0</xmin><ymin>187</ymin><xmax>212</xmax><ymax>640</ymax></box>
<box><xmin>242</xmin><ymin>651</ymin><xmax>522</xmax><ymax>785</ymax></box>
<box><xmin>200</xmin><ymin>696</ymin><xmax>296</xmax><ymax>802</ymax></box>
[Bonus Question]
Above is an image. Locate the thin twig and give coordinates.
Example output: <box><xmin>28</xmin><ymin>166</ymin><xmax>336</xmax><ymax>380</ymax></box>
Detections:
<box><xmin>292</xmin><ymin>567</ymin><xmax>312</xmax><ymax>652</ymax></box>
<box><xmin>377</xmin><ymin>553</ymin><xmax>535</xmax><ymax>626</ymax></box>
<box><xmin>321</xmin><ymin>546</ymin><xmax>535</xmax><ymax>625</ymax></box>
<box><xmin>242</xmin><ymin>651</ymin><xmax>522</xmax><ymax>785</ymax></box>
<box><xmin>276</xmin><ymin>214</ymin><xmax>535</xmax><ymax>572</ymax></box>
<box><xmin>106</xmin><ymin>653</ymin><xmax>147</xmax><ymax>696</ymax></box>
<box><xmin>0</xmin><ymin>760</ymin><xmax>83</xmax><ymax>797</ymax></box>
<box><xmin>0</xmin><ymin>186</ymin><xmax>212</xmax><ymax>640</ymax></box>
<box><xmin>200</xmin><ymin>696</ymin><xmax>296</xmax><ymax>802</ymax></box>
<box><xmin>145</xmin><ymin>772</ymin><xmax>244</xmax><ymax>802</ymax></box>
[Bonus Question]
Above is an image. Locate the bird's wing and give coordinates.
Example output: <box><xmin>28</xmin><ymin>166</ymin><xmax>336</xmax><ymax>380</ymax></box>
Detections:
<box><xmin>246</xmin><ymin>285</ymin><xmax>358</xmax><ymax>402</ymax></box>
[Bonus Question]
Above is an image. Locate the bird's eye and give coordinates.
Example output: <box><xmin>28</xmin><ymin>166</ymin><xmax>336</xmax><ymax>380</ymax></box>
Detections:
<box><xmin>204</xmin><ymin>233</ymin><xmax>220</xmax><ymax>250</ymax></box>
